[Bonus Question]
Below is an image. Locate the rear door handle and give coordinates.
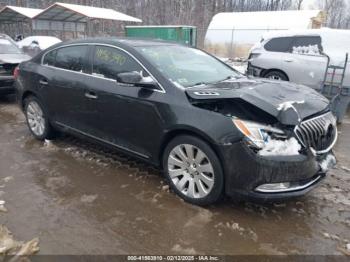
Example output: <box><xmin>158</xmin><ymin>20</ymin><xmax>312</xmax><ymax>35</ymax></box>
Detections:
<box><xmin>39</xmin><ymin>79</ymin><xmax>48</xmax><ymax>85</ymax></box>
<box><xmin>85</xmin><ymin>91</ymin><xmax>98</xmax><ymax>99</ymax></box>
<box><xmin>284</xmin><ymin>59</ymin><xmax>294</xmax><ymax>63</ymax></box>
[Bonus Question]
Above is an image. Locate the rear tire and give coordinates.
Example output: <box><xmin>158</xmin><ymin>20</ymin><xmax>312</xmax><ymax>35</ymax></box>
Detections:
<box><xmin>163</xmin><ymin>135</ymin><xmax>224</xmax><ymax>206</ymax></box>
<box><xmin>264</xmin><ymin>70</ymin><xmax>288</xmax><ymax>81</ymax></box>
<box><xmin>24</xmin><ymin>96</ymin><xmax>55</xmax><ymax>141</ymax></box>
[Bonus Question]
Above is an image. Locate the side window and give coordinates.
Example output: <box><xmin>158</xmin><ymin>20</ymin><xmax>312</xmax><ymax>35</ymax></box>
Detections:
<box><xmin>264</xmin><ymin>37</ymin><xmax>294</xmax><ymax>53</ymax></box>
<box><xmin>43</xmin><ymin>49</ymin><xmax>57</xmax><ymax>66</ymax></box>
<box><xmin>55</xmin><ymin>45</ymin><xmax>89</xmax><ymax>72</ymax></box>
<box><xmin>293</xmin><ymin>36</ymin><xmax>321</xmax><ymax>47</ymax></box>
<box><xmin>292</xmin><ymin>36</ymin><xmax>323</xmax><ymax>53</ymax></box>
<box><xmin>92</xmin><ymin>46</ymin><xmax>144</xmax><ymax>80</ymax></box>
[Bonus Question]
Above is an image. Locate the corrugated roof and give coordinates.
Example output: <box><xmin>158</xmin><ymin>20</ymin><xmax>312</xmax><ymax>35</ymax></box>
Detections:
<box><xmin>208</xmin><ymin>10</ymin><xmax>324</xmax><ymax>30</ymax></box>
<box><xmin>0</xmin><ymin>6</ymin><xmax>43</xmax><ymax>22</ymax></box>
<box><xmin>33</xmin><ymin>2</ymin><xmax>142</xmax><ymax>23</ymax></box>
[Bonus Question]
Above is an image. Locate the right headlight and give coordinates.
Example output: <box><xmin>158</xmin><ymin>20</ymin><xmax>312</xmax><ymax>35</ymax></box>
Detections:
<box><xmin>233</xmin><ymin>119</ymin><xmax>286</xmax><ymax>149</ymax></box>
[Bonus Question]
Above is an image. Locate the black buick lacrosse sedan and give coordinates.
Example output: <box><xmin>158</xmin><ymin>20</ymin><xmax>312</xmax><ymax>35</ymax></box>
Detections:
<box><xmin>15</xmin><ymin>38</ymin><xmax>337</xmax><ymax>205</ymax></box>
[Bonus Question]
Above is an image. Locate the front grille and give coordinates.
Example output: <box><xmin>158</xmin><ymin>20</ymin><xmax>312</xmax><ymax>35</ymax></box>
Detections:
<box><xmin>294</xmin><ymin>112</ymin><xmax>337</xmax><ymax>153</ymax></box>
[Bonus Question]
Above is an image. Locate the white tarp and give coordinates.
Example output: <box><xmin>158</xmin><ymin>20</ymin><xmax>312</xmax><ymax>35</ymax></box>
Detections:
<box><xmin>2</xmin><ymin>6</ymin><xmax>42</xmax><ymax>18</ymax></box>
<box><xmin>205</xmin><ymin>10</ymin><xmax>324</xmax><ymax>58</ymax></box>
<box><xmin>35</xmin><ymin>2</ymin><xmax>142</xmax><ymax>23</ymax></box>
<box><xmin>207</xmin><ymin>10</ymin><xmax>323</xmax><ymax>31</ymax></box>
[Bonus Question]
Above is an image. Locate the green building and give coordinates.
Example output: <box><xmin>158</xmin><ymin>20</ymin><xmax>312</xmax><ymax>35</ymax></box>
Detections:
<box><xmin>125</xmin><ymin>25</ymin><xmax>197</xmax><ymax>47</ymax></box>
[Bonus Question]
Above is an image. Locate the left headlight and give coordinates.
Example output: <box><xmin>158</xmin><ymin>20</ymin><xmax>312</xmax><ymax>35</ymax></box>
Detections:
<box><xmin>233</xmin><ymin>119</ymin><xmax>286</xmax><ymax>149</ymax></box>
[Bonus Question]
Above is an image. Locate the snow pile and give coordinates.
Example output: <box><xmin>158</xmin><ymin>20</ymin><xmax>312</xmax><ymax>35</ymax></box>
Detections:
<box><xmin>0</xmin><ymin>225</ymin><xmax>39</xmax><ymax>257</ymax></box>
<box><xmin>17</xmin><ymin>36</ymin><xmax>61</xmax><ymax>50</ymax></box>
<box><xmin>292</xmin><ymin>45</ymin><xmax>320</xmax><ymax>55</ymax></box>
<box><xmin>258</xmin><ymin>137</ymin><xmax>302</xmax><ymax>156</ymax></box>
<box><xmin>320</xmin><ymin>154</ymin><xmax>337</xmax><ymax>172</ymax></box>
<box><xmin>277</xmin><ymin>100</ymin><xmax>305</xmax><ymax>111</ymax></box>
<box><xmin>277</xmin><ymin>100</ymin><xmax>304</xmax><ymax>122</ymax></box>
<box><xmin>0</xmin><ymin>200</ymin><xmax>6</xmax><ymax>213</ymax></box>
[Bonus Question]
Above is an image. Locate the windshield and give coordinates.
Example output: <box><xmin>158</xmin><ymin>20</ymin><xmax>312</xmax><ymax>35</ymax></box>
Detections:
<box><xmin>136</xmin><ymin>45</ymin><xmax>241</xmax><ymax>87</ymax></box>
<box><xmin>0</xmin><ymin>38</ymin><xmax>22</xmax><ymax>54</ymax></box>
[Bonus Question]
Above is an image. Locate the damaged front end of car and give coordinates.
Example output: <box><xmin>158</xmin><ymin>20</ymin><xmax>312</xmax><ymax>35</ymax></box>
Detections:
<box><xmin>186</xmin><ymin>79</ymin><xmax>337</xmax><ymax>200</ymax></box>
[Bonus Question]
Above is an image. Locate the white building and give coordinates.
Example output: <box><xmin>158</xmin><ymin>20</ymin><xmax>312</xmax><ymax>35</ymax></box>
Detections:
<box><xmin>205</xmin><ymin>10</ymin><xmax>326</xmax><ymax>58</ymax></box>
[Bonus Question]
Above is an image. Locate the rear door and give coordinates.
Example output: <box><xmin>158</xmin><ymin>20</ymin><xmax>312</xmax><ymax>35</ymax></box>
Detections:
<box><xmin>254</xmin><ymin>37</ymin><xmax>294</xmax><ymax>70</ymax></box>
<box><xmin>281</xmin><ymin>36</ymin><xmax>328</xmax><ymax>89</ymax></box>
<box><xmin>41</xmin><ymin>45</ymin><xmax>91</xmax><ymax>129</ymax></box>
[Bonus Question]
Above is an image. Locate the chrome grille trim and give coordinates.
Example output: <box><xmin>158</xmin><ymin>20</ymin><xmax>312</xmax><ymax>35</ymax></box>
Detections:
<box><xmin>294</xmin><ymin>112</ymin><xmax>337</xmax><ymax>154</ymax></box>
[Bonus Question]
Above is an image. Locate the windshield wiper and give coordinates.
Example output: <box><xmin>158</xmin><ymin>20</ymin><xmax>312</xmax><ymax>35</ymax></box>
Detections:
<box><xmin>188</xmin><ymin>82</ymin><xmax>209</xmax><ymax>88</ymax></box>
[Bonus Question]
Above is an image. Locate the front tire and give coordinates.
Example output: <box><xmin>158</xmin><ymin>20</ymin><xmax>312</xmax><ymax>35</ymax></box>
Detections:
<box><xmin>24</xmin><ymin>96</ymin><xmax>54</xmax><ymax>140</ymax></box>
<box><xmin>163</xmin><ymin>135</ymin><xmax>224</xmax><ymax>206</ymax></box>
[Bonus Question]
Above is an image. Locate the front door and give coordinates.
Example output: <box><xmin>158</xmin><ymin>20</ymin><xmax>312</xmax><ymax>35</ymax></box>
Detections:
<box><xmin>83</xmin><ymin>45</ymin><xmax>164</xmax><ymax>158</ymax></box>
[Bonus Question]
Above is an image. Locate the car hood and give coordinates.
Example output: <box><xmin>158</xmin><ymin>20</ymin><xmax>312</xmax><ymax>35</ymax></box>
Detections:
<box><xmin>185</xmin><ymin>78</ymin><xmax>330</xmax><ymax>126</ymax></box>
<box><xmin>0</xmin><ymin>53</ymin><xmax>31</xmax><ymax>64</ymax></box>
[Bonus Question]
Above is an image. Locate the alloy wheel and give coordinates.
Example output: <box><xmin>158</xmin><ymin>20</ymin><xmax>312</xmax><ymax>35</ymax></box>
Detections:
<box><xmin>26</xmin><ymin>101</ymin><xmax>46</xmax><ymax>137</ymax></box>
<box><xmin>167</xmin><ymin>144</ymin><xmax>215</xmax><ymax>199</ymax></box>
<box><xmin>268</xmin><ymin>75</ymin><xmax>282</xmax><ymax>80</ymax></box>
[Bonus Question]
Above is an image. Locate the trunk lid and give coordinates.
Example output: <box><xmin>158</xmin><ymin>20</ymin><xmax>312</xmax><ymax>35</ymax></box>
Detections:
<box><xmin>0</xmin><ymin>53</ymin><xmax>31</xmax><ymax>76</ymax></box>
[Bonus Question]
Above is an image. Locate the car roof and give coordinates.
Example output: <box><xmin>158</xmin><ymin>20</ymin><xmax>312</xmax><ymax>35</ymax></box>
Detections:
<box><xmin>0</xmin><ymin>34</ymin><xmax>11</xmax><ymax>39</ymax></box>
<box><xmin>55</xmin><ymin>37</ymin><xmax>181</xmax><ymax>48</ymax></box>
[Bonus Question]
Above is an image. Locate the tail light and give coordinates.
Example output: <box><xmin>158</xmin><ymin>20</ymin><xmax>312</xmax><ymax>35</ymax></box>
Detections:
<box><xmin>248</xmin><ymin>53</ymin><xmax>261</xmax><ymax>60</ymax></box>
<box><xmin>14</xmin><ymin>66</ymin><xmax>19</xmax><ymax>79</ymax></box>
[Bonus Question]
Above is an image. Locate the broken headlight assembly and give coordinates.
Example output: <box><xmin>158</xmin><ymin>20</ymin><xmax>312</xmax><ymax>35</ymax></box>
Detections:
<box><xmin>233</xmin><ymin>119</ymin><xmax>287</xmax><ymax>150</ymax></box>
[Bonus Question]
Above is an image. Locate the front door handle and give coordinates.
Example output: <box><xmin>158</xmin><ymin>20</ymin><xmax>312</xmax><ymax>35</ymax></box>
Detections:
<box><xmin>85</xmin><ymin>91</ymin><xmax>98</xmax><ymax>99</ymax></box>
<box><xmin>284</xmin><ymin>59</ymin><xmax>294</xmax><ymax>63</ymax></box>
<box><xmin>39</xmin><ymin>79</ymin><xmax>48</xmax><ymax>85</ymax></box>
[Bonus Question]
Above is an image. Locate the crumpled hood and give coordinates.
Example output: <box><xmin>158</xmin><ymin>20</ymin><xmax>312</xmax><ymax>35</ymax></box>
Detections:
<box><xmin>186</xmin><ymin>78</ymin><xmax>330</xmax><ymax>125</ymax></box>
<box><xmin>0</xmin><ymin>53</ymin><xmax>31</xmax><ymax>64</ymax></box>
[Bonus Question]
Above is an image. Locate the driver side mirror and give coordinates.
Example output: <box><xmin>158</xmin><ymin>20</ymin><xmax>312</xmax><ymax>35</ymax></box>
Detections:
<box><xmin>117</xmin><ymin>71</ymin><xmax>158</xmax><ymax>89</ymax></box>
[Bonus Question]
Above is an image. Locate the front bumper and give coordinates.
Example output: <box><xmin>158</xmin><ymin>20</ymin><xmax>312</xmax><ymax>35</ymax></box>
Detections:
<box><xmin>0</xmin><ymin>76</ymin><xmax>15</xmax><ymax>95</ymax></box>
<box><xmin>219</xmin><ymin>141</ymin><xmax>334</xmax><ymax>201</ymax></box>
<box><xmin>247</xmin><ymin>62</ymin><xmax>263</xmax><ymax>77</ymax></box>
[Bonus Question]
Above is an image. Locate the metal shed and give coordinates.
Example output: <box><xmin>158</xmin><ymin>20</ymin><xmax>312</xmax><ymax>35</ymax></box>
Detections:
<box><xmin>0</xmin><ymin>6</ymin><xmax>43</xmax><ymax>36</ymax></box>
<box><xmin>31</xmin><ymin>2</ymin><xmax>142</xmax><ymax>38</ymax></box>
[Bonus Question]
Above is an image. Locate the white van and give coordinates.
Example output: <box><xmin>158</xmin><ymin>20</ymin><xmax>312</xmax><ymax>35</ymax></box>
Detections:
<box><xmin>247</xmin><ymin>28</ymin><xmax>350</xmax><ymax>90</ymax></box>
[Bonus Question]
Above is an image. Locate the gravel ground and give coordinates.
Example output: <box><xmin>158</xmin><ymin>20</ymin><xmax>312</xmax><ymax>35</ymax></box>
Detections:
<box><xmin>0</xmin><ymin>95</ymin><xmax>349</xmax><ymax>257</ymax></box>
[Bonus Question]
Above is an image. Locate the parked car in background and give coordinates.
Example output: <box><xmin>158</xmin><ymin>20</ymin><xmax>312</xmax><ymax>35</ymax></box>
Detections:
<box><xmin>247</xmin><ymin>28</ymin><xmax>350</xmax><ymax>90</ymax></box>
<box><xmin>0</xmin><ymin>34</ymin><xmax>31</xmax><ymax>96</ymax></box>
<box><xmin>17</xmin><ymin>36</ymin><xmax>61</xmax><ymax>57</ymax></box>
<box><xmin>15</xmin><ymin>38</ymin><xmax>337</xmax><ymax>205</ymax></box>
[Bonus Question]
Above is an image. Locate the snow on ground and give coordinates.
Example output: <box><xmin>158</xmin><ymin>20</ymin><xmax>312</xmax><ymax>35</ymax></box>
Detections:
<box><xmin>219</xmin><ymin>58</ymin><xmax>247</xmax><ymax>74</ymax></box>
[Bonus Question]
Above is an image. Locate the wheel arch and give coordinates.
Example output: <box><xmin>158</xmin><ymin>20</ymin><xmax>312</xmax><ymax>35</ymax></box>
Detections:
<box><xmin>261</xmin><ymin>68</ymin><xmax>289</xmax><ymax>81</ymax></box>
<box><xmin>158</xmin><ymin>127</ymin><xmax>225</xmax><ymax>171</ymax></box>
<box><xmin>21</xmin><ymin>90</ymin><xmax>38</xmax><ymax>110</ymax></box>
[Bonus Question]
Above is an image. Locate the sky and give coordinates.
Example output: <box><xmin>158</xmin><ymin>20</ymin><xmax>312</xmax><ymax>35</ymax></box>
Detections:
<box><xmin>302</xmin><ymin>0</ymin><xmax>318</xmax><ymax>9</ymax></box>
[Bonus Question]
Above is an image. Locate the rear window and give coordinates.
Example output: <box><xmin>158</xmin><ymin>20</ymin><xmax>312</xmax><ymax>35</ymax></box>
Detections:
<box><xmin>292</xmin><ymin>36</ymin><xmax>322</xmax><ymax>50</ymax></box>
<box><xmin>264</xmin><ymin>37</ymin><xmax>294</xmax><ymax>52</ymax></box>
<box><xmin>54</xmin><ymin>45</ymin><xmax>89</xmax><ymax>72</ymax></box>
